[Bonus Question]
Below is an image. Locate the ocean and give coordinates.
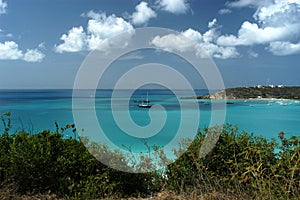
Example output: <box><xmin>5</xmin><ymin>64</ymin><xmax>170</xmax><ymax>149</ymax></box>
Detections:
<box><xmin>1</xmin><ymin>89</ymin><xmax>300</xmax><ymax>156</ymax></box>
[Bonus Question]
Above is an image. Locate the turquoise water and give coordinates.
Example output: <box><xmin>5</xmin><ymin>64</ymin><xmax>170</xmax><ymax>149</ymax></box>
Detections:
<box><xmin>1</xmin><ymin>89</ymin><xmax>300</xmax><ymax>154</ymax></box>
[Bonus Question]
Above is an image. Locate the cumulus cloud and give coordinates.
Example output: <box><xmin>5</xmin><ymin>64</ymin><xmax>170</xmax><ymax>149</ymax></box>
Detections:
<box><xmin>55</xmin><ymin>11</ymin><xmax>134</xmax><ymax>53</ymax></box>
<box><xmin>0</xmin><ymin>41</ymin><xmax>45</xmax><ymax>62</ymax></box>
<box><xmin>23</xmin><ymin>49</ymin><xmax>45</xmax><ymax>62</ymax></box>
<box><xmin>199</xmin><ymin>42</ymin><xmax>239</xmax><ymax>59</ymax></box>
<box><xmin>218</xmin><ymin>0</ymin><xmax>300</xmax><ymax>55</ymax></box>
<box><xmin>86</xmin><ymin>11</ymin><xmax>133</xmax><ymax>38</ymax></box>
<box><xmin>0</xmin><ymin>0</ymin><xmax>7</xmax><ymax>14</ymax></box>
<box><xmin>131</xmin><ymin>1</ymin><xmax>156</xmax><ymax>25</ymax></box>
<box><xmin>55</xmin><ymin>26</ymin><xmax>86</xmax><ymax>53</ymax></box>
<box><xmin>253</xmin><ymin>0</ymin><xmax>300</xmax><ymax>26</ymax></box>
<box><xmin>0</xmin><ymin>1</ymin><xmax>45</xmax><ymax>62</ymax></box>
<box><xmin>151</xmin><ymin>33</ymin><xmax>239</xmax><ymax>59</ymax></box>
<box><xmin>208</xmin><ymin>18</ymin><xmax>217</xmax><ymax>29</ymax></box>
<box><xmin>182</xmin><ymin>28</ymin><xmax>202</xmax><ymax>42</ymax></box>
<box><xmin>203</xmin><ymin>18</ymin><xmax>221</xmax><ymax>43</ymax></box>
<box><xmin>156</xmin><ymin>0</ymin><xmax>189</xmax><ymax>14</ymax></box>
<box><xmin>217</xmin><ymin>21</ymin><xmax>295</xmax><ymax>46</ymax></box>
<box><xmin>151</xmin><ymin>19</ymin><xmax>239</xmax><ymax>59</ymax></box>
<box><xmin>0</xmin><ymin>41</ymin><xmax>23</xmax><ymax>60</ymax></box>
<box><xmin>151</xmin><ymin>33</ymin><xmax>197</xmax><ymax>53</ymax></box>
<box><xmin>268</xmin><ymin>41</ymin><xmax>300</xmax><ymax>56</ymax></box>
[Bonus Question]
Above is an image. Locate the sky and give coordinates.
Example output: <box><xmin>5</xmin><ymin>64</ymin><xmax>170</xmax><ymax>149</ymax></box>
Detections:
<box><xmin>0</xmin><ymin>0</ymin><xmax>300</xmax><ymax>89</ymax></box>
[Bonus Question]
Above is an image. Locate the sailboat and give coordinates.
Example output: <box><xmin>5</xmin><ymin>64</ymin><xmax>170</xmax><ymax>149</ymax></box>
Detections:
<box><xmin>138</xmin><ymin>92</ymin><xmax>152</xmax><ymax>108</ymax></box>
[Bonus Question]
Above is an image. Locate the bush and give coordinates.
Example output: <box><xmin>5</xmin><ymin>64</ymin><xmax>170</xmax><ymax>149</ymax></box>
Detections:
<box><xmin>0</xmin><ymin>113</ymin><xmax>299</xmax><ymax>199</ymax></box>
<box><xmin>165</xmin><ymin>124</ymin><xmax>299</xmax><ymax>199</ymax></box>
<box><xmin>0</xmin><ymin>115</ymin><xmax>159</xmax><ymax>198</ymax></box>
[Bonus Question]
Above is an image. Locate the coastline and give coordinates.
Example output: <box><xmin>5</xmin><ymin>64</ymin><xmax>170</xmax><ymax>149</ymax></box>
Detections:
<box><xmin>224</xmin><ymin>97</ymin><xmax>300</xmax><ymax>101</ymax></box>
<box><xmin>183</xmin><ymin>96</ymin><xmax>300</xmax><ymax>102</ymax></box>
<box><xmin>196</xmin><ymin>86</ymin><xmax>300</xmax><ymax>101</ymax></box>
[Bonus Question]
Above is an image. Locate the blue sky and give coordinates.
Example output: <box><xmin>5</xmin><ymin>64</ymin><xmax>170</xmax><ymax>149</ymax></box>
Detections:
<box><xmin>0</xmin><ymin>0</ymin><xmax>300</xmax><ymax>89</ymax></box>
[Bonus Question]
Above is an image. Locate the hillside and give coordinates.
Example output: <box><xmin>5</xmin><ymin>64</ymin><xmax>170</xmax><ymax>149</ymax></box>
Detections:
<box><xmin>198</xmin><ymin>86</ymin><xmax>300</xmax><ymax>100</ymax></box>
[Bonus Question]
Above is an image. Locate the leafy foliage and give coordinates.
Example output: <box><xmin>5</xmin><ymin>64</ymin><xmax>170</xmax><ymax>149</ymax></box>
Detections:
<box><xmin>0</xmin><ymin>113</ymin><xmax>299</xmax><ymax>199</ymax></box>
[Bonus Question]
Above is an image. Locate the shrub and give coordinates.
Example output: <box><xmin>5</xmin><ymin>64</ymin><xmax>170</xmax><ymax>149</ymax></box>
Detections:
<box><xmin>0</xmin><ymin>113</ymin><xmax>299</xmax><ymax>199</ymax></box>
<box><xmin>165</xmin><ymin>124</ymin><xmax>299</xmax><ymax>199</ymax></box>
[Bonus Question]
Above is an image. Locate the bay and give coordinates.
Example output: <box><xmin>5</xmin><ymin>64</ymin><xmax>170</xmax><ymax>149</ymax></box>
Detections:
<box><xmin>0</xmin><ymin>89</ymin><xmax>299</xmax><ymax>154</ymax></box>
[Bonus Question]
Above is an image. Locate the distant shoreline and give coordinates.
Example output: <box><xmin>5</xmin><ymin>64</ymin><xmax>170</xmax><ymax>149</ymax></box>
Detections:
<box><xmin>197</xmin><ymin>86</ymin><xmax>300</xmax><ymax>100</ymax></box>
<box><xmin>222</xmin><ymin>97</ymin><xmax>299</xmax><ymax>101</ymax></box>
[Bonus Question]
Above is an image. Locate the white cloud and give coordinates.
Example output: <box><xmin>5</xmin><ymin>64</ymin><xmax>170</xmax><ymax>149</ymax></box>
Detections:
<box><xmin>23</xmin><ymin>49</ymin><xmax>45</xmax><ymax>62</ymax></box>
<box><xmin>151</xmin><ymin>33</ymin><xmax>197</xmax><ymax>53</ymax></box>
<box><xmin>217</xmin><ymin>0</ymin><xmax>300</xmax><ymax>56</ymax></box>
<box><xmin>156</xmin><ymin>0</ymin><xmax>189</xmax><ymax>14</ymax></box>
<box><xmin>268</xmin><ymin>41</ymin><xmax>300</xmax><ymax>55</ymax></box>
<box><xmin>208</xmin><ymin>18</ymin><xmax>217</xmax><ymax>29</ymax></box>
<box><xmin>0</xmin><ymin>41</ymin><xmax>45</xmax><ymax>62</ymax></box>
<box><xmin>55</xmin><ymin>26</ymin><xmax>86</xmax><ymax>53</ymax></box>
<box><xmin>253</xmin><ymin>0</ymin><xmax>300</xmax><ymax>26</ymax></box>
<box><xmin>202</xmin><ymin>43</ymin><xmax>239</xmax><ymax>59</ymax></box>
<box><xmin>0</xmin><ymin>0</ymin><xmax>7</xmax><ymax>15</ymax></box>
<box><xmin>150</xmin><ymin>19</ymin><xmax>239</xmax><ymax>60</ymax></box>
<box><xmin>150</xmin><ymin>32</ymin><xmax>239</xmax><ymax>59</ymax></box>
<box><xmin>218</xmin><ymin>8</ymin><xmax>232</xmax><ymax>15</ymax></box>
<box><xmin>203</xmin><ymin>19</ymin><xmax>220</xmax><ymax>43</ymax></box>
<box><xmin>55</xmin><ymin>11</ymin><xmax>134</xmax><ymax>53</ymax></box>
<box><xmin>131</xmin><ymin>2</ymin><xmax>156</xmax><ymax>25</ymax></box>
<box><xmin>86</xmin><ymin>11</ymin><xmax>133</xmax><ymax>39</ymax></box>
<box><xmin>182</xmin><ymin>28</ymin><xmax>202</xmax><ymax>42</ymax></box>
<box><xmin>86</xmin><ymin>11</ymin><xmax>134</xmax><ymax>50</ymax></box>
<box><xmin>0</xmin><ymin>1</ymin><xmax>45</xmax><ymax>62</ymax></box>
<box><xmin>217</xmin><ymin>21</ymin><xmax>295</xmax><ymax>46</ymax></box>
<box><xmin>0</xmin><ymin>41</ymin><xmax>23</xmax><ymax>60</ymax></box>
<box><xmin>226</xmin><ymin>0</ymin><xmax>270</xmax><ymax>8</ymax></box>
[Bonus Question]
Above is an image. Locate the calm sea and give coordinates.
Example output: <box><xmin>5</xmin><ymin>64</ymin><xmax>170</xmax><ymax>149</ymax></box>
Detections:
<box><xmin>1</xmin><ymin>89</ymin><xmax>300</xmax><ymax>153</ymax></box>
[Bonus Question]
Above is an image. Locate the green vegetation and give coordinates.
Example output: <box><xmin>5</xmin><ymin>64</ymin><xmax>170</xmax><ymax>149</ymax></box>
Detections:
<box><xmin>0</xmin><ymin>112</ymin><xmax>299</xmax><ymax>199</ymax></box>
<box><xmin>199</xmin><ymin>86</ymin><xmax>300</xmax><ymax>99</ymax></box>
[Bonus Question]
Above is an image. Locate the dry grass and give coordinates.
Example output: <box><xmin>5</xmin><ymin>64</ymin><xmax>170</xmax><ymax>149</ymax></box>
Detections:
<box><xmin>0</xmin><ymin>188</ymin><xmax>249</xmax><ymax>200</ymax></box>
<box><xmin>0</xmin><ymin>187</ymin><xmax>62</xmax><ymax>200</ymax></box>
<box><xmin>124</xmin><ymin>190</ymin><xmax>249</xmax><ymax>200</ymax></box>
